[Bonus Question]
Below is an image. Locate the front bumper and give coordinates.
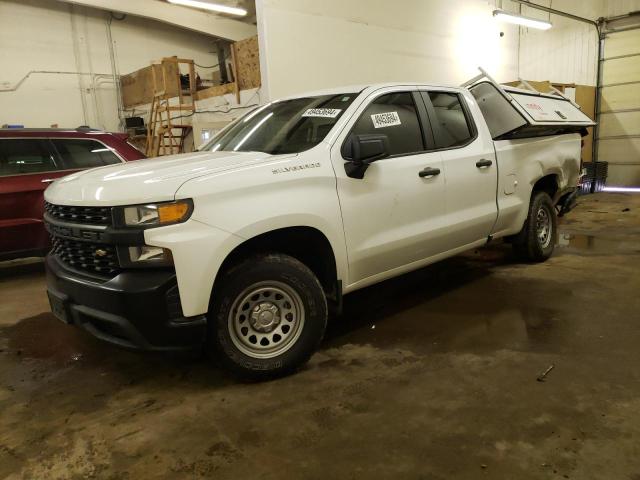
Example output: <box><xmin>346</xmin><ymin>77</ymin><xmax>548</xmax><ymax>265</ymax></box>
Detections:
<box><xmin>45</xmin><ymin>254</ymin><xmax>206</xmax><ymax>351</ymax></box>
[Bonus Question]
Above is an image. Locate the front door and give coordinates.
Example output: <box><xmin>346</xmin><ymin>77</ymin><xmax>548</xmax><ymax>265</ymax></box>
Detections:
<box><xmin>332</xmin><ymin>88</ymin><xmax>449</xmax><ymax>286</ymax></box>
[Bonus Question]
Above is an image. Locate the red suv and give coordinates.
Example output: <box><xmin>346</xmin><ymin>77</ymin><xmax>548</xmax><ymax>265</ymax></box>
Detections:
<box><xmin>0</xmin><ymin>128</ymin><xmax>145</xmax><ymax>261</ymax></box>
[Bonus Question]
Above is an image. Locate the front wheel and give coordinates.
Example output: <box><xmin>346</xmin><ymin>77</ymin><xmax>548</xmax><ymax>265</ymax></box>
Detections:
<box><xmin>512</xmin><ymin>191</ymin><xmax>557</xmax><ymax>262</ymax></box>
<box><xmin>208</xmin><ymin>253</ymin><xmax>327</xmax><ymax>380</ymax></box>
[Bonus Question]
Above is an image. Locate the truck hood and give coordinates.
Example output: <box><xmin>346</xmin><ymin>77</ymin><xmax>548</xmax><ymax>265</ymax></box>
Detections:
<box><xmin>45</xmin><ymin>150</ymin><xmax>292</xmax><ymax>206</ymax></box>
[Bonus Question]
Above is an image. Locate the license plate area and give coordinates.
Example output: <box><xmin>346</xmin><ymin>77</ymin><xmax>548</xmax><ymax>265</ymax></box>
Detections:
<box><xmin>48</xmin><ymin>291</ymin><xmax>70</xmax><ymax>324</ymax></box>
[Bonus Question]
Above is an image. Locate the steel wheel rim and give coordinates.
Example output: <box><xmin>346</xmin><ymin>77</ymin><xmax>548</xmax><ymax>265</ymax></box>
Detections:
<box><xmin>228</xmin><ymin>280</ymin><xmax>305</xmax><ymax>359</ymax></box>
<box><xmin>536</xmin><ymin>206</ymin><xmax>552</xmax><ymax>248</ymax></box>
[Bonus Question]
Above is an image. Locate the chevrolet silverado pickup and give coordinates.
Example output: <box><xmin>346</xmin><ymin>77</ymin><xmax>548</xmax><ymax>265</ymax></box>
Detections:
<box><xmin>43</xmin><ymin>71</ymin><xmax>594</xmax><ymax>379</ymax></box>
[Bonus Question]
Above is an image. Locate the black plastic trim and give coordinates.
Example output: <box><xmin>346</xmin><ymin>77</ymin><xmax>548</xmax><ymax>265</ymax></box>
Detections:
<box><xmin>495</xmin><ymin>125</ymin><xmax>589</xmax><ymax>141</ymax></box>
<box><xmin>45</xmin><ymin>254</ymin><xmax>206</xmax><ymax>351</ymax></box>
<box><xmin>412</xmin><ymin>91</ymin><xmax>436</xmax><ymax>150</ymax></box>
<box><xmin>44</xmin><ymin>212</ymin><xmax>145</xmax><ymax>245</ymax></box>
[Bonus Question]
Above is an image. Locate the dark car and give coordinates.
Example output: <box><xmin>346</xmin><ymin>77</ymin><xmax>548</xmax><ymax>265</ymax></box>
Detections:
<box><xmin>0</xmin><ymin>127</ymin><xmax>146</xmax><ymax>261</ymax></box>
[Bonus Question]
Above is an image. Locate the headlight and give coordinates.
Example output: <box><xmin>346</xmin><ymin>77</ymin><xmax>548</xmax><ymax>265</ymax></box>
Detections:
<box><xmin>122</xmin><ymin>199</ymin><xmax>193</xmax><ymax>228</ymax></box>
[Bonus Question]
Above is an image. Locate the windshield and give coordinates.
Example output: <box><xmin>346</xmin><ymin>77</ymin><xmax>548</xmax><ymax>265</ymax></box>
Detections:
<box><xmin>201</xmin><ymin>93</ymin><xmax>357</xmax><ymax>155</ymax></box>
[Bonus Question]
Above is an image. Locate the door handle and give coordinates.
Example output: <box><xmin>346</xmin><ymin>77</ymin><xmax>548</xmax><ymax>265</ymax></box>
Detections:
<box><xmin>41</xmin><ymin>178</ymin><xmax>56</xmax><ymax>183</ymax></box>
<box><xmin>418</xmin><ymin>167</ymin><xmax>441</xmax><ymax>178</ymax></box>
<box><xmin>476</xmin><ymin>159</ymin><xmax>493</xmax><ymax>168</ymax></box>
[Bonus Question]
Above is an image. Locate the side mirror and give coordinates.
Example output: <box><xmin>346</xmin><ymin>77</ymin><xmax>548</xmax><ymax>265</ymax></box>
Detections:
<box><xmin>342</xmin><ymin>134</ymin><xmax>390</xmax><ymax>179</ymax></box>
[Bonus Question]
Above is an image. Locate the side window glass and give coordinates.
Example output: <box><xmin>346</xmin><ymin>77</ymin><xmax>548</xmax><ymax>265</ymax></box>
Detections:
<box><xmin>0</xmin><ymin>139</ymin><xmax>58</xmax><ymax>176</ymax></box>
<box><xmin>350</xmin><ymin>92</ymin><xmax>424</xmax><ymax>156</ymax></box>
<box><xmin>428</xmin><ymin>92</ymin><xmax>474</xmax><ymax>148</ymax></box>
<box><xmin>52</xmin><ymin>139</ymin><xmax>122</xmax><ymax>169</ymax></box>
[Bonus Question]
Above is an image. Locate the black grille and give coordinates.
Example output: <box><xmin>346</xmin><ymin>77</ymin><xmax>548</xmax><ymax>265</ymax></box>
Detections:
<box><xmin>51</xmin><ymin>237</ymin><xmax>120</xmax><ymax>276</ymax></box>
<box><xmin>45</xmin><ymin>202</ymin><xmax>112</xmax><ymax>226</ymax></box>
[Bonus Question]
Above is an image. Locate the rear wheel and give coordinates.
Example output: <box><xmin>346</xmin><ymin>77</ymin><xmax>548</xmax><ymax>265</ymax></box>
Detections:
<box><xmin>513</xmin><ymin>191</ymin><xmax>557</xmax><ymax>262</ymax></box>
<box><xmin>208</xmin><ymin>253</ymin><xmax>327</xmax><ymax>380</ymax></box>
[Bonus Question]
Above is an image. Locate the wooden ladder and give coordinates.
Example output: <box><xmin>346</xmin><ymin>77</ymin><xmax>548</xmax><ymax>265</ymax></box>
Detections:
<box><xmin>146</xmin><ymin>57</ymin><xmax>197</xmax><ymax>157</ymax></box>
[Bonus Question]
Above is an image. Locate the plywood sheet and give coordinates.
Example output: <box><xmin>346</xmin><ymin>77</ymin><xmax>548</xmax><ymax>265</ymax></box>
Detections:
<box><xmin>574</xmin><ymin>85</ymin><xmax>595</xmax><ymax>118</ymax></box>
<box><xmin>121</xmin><ymin>60</ymin><xmax>180</xmax><ymax>108</ymax></box>
<box><xmin>194</xmin><ymin>82</ymin><xmax>236</xmax><ymax>101</ymax></box>
<box><xmin>234</xmin><ymin>35</ymin><xmax>261</xmax><ymax>90</ymax></box>
<box><xmin>570</xmin><ymin>85</ymin><xmax>595</xmax><ymax>162</ymax></box>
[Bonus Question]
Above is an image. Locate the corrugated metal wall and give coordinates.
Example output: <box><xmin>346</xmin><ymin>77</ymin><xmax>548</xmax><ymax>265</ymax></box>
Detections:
<box><xmin>514</xmin><ymin>0</ymin><xmax>640</xmax><ymax>86</ymax></box>
<box><xmin>514</xmin><ymin>0</ymin><xmax>601</xmax><ymax>85</ymax></box>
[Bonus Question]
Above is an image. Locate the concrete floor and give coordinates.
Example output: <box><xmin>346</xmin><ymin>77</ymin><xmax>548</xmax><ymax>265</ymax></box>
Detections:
<box><xmin>1</xmin><ymin>192</ymin><xmax>639</xmax><ymax>479</ymax></box>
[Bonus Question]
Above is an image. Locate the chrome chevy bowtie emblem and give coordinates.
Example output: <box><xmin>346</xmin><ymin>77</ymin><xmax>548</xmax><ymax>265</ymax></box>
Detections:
<box><xmin>94</xmin><ymin>249</ymin><xmax>108</xmax><ymax>257</ymax></box>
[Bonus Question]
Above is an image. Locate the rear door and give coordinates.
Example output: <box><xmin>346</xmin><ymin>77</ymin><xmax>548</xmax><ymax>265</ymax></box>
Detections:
<box><xmin>0</xmin><ymin>138</ymin><xmax>69</xmax><ymax>257</ymax></box>
<box><xmin>420</xmin><ymin>90</ymin><xmax>498</xmax><ymax>248</ymax></box>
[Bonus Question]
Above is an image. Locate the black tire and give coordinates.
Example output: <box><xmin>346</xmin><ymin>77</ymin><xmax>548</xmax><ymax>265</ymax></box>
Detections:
<box><xmin>208</xmin><ymin>253</ymin><xmax>327</xmax><ymax>380</ymax></box>
<box><xmin>512</xmin><ymin>191</ymin><xmax>557</xmax><ymax>262</ymax></box>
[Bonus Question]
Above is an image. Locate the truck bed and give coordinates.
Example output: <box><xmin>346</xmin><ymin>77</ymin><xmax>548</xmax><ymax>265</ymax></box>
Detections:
<box><xmin>491</xmin><ymin>133</ymin><xmax>582</xmax><ymax>238</ymax></box>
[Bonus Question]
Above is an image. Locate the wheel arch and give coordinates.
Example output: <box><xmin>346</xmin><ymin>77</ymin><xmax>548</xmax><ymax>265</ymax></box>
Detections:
<box><xmin>211</xmin><ymin>226</ymin><xmax>341</xmax><ymax>309</ymax></box>
<box><xmin>532</xmin><ymin>173</ymin><xmax>560</xmax><ymax>203</ymax></box>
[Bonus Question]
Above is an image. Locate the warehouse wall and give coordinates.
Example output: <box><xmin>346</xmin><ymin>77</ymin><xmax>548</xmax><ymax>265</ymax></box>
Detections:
<box><xmin>515</xmin><ymin>0</ymin><xmax>640</xmax><ymax>86</ymax></box>
<box><xmin>0</xmin><ymin>0</ymin><xmax>221</xmax><ymax>131</ymax></box>
<box><xmin>515</xmin><ymin>0</ymin><xmax>603</xmax><ymax>86</ymax></box>
<box><xmin>256</xmin><ymin>0</ymin><xmax>520</xmax><ymax>100</ymax></box>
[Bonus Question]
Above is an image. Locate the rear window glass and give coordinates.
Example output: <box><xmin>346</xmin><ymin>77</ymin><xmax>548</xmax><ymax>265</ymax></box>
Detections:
<box><xmin>52</xmin><ymin>139</ymin><xmax>122</xmax><ymax>169</ymax></box>
<box><xmin>427</xmin><ymin>92</ymin><xmax>474</xmax><ymax>148</ymax></box>
<box><xmin>0</xmin><ymin>139</ymin><xmax>58</xmax><ymax>176</ymax></box>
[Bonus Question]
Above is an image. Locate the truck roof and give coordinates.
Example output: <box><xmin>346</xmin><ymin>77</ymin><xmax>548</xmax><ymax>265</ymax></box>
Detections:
<box><xmin>277</xmin><ymin>82</ymin><xmax>466</xmax><ymax>101</ymax></box>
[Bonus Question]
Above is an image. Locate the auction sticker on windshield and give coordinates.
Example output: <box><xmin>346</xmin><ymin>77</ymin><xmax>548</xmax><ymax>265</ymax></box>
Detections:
<box><xmin>371</xmin><ymin>112</ymin><xmax>401</xmax><ymax>128</ymax></box>
<box><xmin>302</xmin><ymin>108</ymin><xmax>342</xmax><ymax>118</ymax></box>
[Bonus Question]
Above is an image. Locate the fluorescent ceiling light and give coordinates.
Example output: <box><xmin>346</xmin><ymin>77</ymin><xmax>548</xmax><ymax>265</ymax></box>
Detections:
<box><xmin>603</xmin><ymin>186</ymin><xmax>640</xmax><ymax>193</ymax></box>
<box><xmin>167</xmin><ymin>0</ymin><xmax>247</xmax><ymax>16</ymax></box>
<box><xmin>493</xmin><ymin>9</ymin><xmax>552</xmax><ymax>30</ymax></box>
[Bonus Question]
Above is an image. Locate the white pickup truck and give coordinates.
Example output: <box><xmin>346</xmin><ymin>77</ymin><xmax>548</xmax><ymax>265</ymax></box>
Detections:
<box><xmin>44</xmin><ymin>71</ymin><xmax>594</xmax><ymax>378</ymax></box>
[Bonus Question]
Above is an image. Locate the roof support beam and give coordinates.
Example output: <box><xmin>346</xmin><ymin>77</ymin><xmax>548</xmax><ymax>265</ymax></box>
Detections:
<box><xmin>54</xmin><ymin>0</ymin><xmax>256</xmax><ymax>41</ymax></box>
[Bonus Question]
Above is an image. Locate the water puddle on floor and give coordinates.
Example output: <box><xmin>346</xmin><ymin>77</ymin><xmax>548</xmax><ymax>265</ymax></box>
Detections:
<box><xmin>0</xmin><ymin>313</ymin><xmax>114</xmax><ymax>365</ymax></box>
<box><xmin>556</xmin><ymin>232</ymin><xmax>639</xmax><ymax>254</ymax></box>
